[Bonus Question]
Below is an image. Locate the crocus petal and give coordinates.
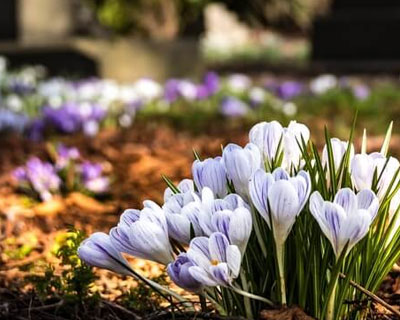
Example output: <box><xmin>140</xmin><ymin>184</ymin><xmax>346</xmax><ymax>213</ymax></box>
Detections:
<box><xmin>333</xmin><ymin>188</ymin><xmax>357</xmax><ymax>215</ymax></box>
<box><xmin>78</xmin><ymin>232</ymin><xmax>131</xmax><ymax>275</ymax></box>
<box><xmin>268</xmin><ymin>180</ymin><xmax>300</xmax><ymax>244</ymax></box>
<box><xmin>129</xmin><ymin>220</ymin><xmax>174</xmax><ymax>265</ymax></box>
<box><xmin>249</xmin><ymin>169</ymin><xmax>274</xmax><ymax>226</ymax></box>
<box><xmin>228</xmin><ymin>208</ymin><xmax>252</xmax><ymax>254</ymax></box>
<box><xmin>226</xmin><ymin>245</ymin><xmax>241</xmax><ymax>278</ymax></box>
<box><xmin>210</xmin><ymin>263</ymin><xmax>230</xmax><ymax>286</ymax></box>
<box><xmin>209</xmin><ymin>232</ymin><xmax>229</xmax><ymax>263</ymax></box>
<box><xmin>357</xmin><ymin>189</ymin><xmax>379</xmax><ymax>220</ymax></box>
<box><xmin>189</xmin><ymin>266</ymin><xmax>218</xmax><ymax>287</ymax></box>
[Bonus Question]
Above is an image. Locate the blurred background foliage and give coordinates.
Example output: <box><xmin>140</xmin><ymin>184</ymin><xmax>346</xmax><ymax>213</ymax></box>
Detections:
<box><xmin>82</xmin><ymin>0</ymin><xmax>331</xmax><ymax>39</ymax></box>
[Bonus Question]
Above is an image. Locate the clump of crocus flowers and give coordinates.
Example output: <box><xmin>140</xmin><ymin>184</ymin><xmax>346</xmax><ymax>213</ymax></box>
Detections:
<box><xmin>13</xmin><ymin>144</ymin><xmax>110</xmax><ymax>201</ymax></box>
<box><xmin>77</xmin><ymin>119</ymin><xmax>400</xmax><ymax>319</ymax></box>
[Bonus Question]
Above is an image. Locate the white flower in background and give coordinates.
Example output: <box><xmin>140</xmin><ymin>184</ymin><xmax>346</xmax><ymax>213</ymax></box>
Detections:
<box><xmin>6</xmin><ymin>94</ymin><xmax>23</xmax><ymax>112</ymax></box>
<box><xmin>226</xmin><ymin>74</ymin><xmax>252</xmax><ymax>93</ymax></box>
<box><xmin>222</xmin><ymin>143</ymin><xmax>261</xmax><ymax>198</ymax></box>
<box><xmin>118</xmin><ymin>113</ymin><xmax>133</xmax><ymax>128</ymax></box>
<box><xmin>192</xmin><ymin>157</ymin><xmax>228</xmax><ymax>198</ymax></box>
<box><xmin>249</xmin><ymin>86</ymin><xmax>266</xmax><ymax>105</ymax></box>
<box><xmin>110</xmin><ymin>201</ymin><xmax>174</xmax><ymax>265</ymax></box>
<box><xmin>282</xmin><ymin>102</ymin><xmax>297</xmax><ymax>116</ymax></box>
<box><xmin>177</xmin><ymin>80</ymin><xmax>198</xmax><ymax>101</ymax></box>
<box><xmin>351</xmin><ymin>152</ymin><xmax>400</xmax><ymax>199</ymax></box>
<box><xmin>83</xmin><ymin>120</ymin><xmax>99</xmax><ymax>137</ymax></box>
<box><xmin>310</xmin><ymin>188</ymin><xmax>378</xmax><ymax>257</ymax></box>
<box><xmin>310</xmin><ymin>74</ymin><xmax>338</xmax><ymax>94</ymax></box>
<box><xmin>322</xmin><ymin>138</ymin><xmax>354</xmax><ymax>172</ymax></box>
<box><xmin>133</xmin><ymin>78</ymin><xmax>163</xmax><ymax>101</ymax></box>
<box><xmin>119</xmin><ymin>84</ymin><xmax>139</xmax><ymax>104</ymax></box>
<box><xmin>187</xmin><ymin>232</ymin><xmax>241</xmax><ymax>287</ymax></box>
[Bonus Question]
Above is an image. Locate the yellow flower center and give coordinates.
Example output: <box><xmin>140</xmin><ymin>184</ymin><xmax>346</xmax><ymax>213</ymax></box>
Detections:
<box><xmin>211</xmin><ymin>259</ymin><xmax>219</xmax><ymax>266</ymax></box>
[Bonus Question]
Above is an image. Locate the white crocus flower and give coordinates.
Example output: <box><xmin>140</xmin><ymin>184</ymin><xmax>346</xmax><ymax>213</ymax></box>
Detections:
<box><xmin>110</xmin><ymin>201</ymin><xmax>174</xmax><ymax>265</ymax></box>
<box><xmin>310</xmin><ymin>188</ymin><xmax>378</xmax><ymax>258</ymax></box>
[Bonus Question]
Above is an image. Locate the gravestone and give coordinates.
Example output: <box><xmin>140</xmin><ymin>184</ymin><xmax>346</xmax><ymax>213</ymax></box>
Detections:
<box><xmin>312</xmin><ymin>0</ymin><xmax>400</xmax><ymax>72</ymax></box>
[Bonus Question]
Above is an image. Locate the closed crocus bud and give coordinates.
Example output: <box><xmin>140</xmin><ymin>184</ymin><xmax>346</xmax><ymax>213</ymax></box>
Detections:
<box><xmin>110</xmin><ymin>201</ymin><xmax>174</xmax><ymax>265</ymax></box>
<box><xmin>187</xmin><ymin>233</ymin><xmax>242</xmax><ymax>287</ymax></box>
<box><xmin>78</xmin><ymin>232</ymin><xmax>132</xmax><ymax>275</ymax></box>
<box><xmin>163</xmin><ymin>191</ymin><xmax>203</xmax><ymax>244</ymax></box>
<box><xmin>351</xmin><ymin>153</ymin><xmax>400</xmax><ymax>199</ymax></box>
<box><xmin>167</xmin><ymin>253</ymin><xmax>203</xmax><ymax>292</ymax></box>
<box><xmin>211</xmin><ymin>207</ymin><xmax>252</xmax><ymax>254</ymax></box>
<box><xmin>192</xmin><ymin>157</ymin><xmax>228</xmax><ymax>198</ymax></box>
<box><xmin>249</xmin><ymin>167</ymin><xmax>310</xmax><ymax>243</ymax></box>
<box><xmin>222</xmin><ymin>143</ymin><xmax>261</xmax><ymax>198</ymax></box>
<box><xmin>164</xmin><ymin>179</ymin><xmax>194</xmax><ymax>202</ymax></box>
<box><xmin>249</xmin><ymin>121</ymin><xmax>284</xmax><ymax>166</ymax></box>
<box><xmin>322</xmin><ymin>138</ymin><xmax>354</xmax><ymax>172</ymax></box>
<box><xmin>282</xmin><ymin>121</ymin><xmax>310</xmax><ymax>171</ymax></box>
<box><xmin>310</xmin><ymin>188</ymin><xmax>378</xmax><ymax>258</ymax></box>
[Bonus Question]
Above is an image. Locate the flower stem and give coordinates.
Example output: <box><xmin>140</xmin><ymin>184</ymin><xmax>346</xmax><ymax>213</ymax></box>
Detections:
<box><xmin>326</xmin><ymin>277</ymin><xmax>338</xmax><ymax>320</ymax></box>
<box><xmin>276</xmin><ymin>242</ymin><xmax>287</xmax><ymax>305</ymax></box>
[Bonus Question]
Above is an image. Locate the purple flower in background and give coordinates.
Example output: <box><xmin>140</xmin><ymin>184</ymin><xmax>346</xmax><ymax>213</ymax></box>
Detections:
<box><xmin>13</xmin><ymin>157</ymin><xmax>61</xmax><ymax>201</ymax></box>
<box><xmin>203</xmin><ymin>72</ymin><xmax>219</xmax><ymax>95</ymax></box>
<box><xmin>167</xmin><ymin>253</ymin><xmax>203</xmax><ymax>292</ymax></box>
<box><xmin>0</xmin><ymin>109</ymin><xmax>28</xmax><ymax>133</ymax></box>
<box><xmin>220</xmin><ymin>97</ymin><xmax>249</xmax><ymax>117</ymax></box>
<box><xmin>27</xmin><ymin>119</ymin><xmax>45</xmax><ymax>141</ymax></box>
<box><xmin>276</xmin><ymin>81</ymin><xmax>303</xmax><ymax>100</ymax></box>
<box><xmin>352</xmin><ymin>84</ymin><xmax>370</xmax><ymax>100</ymax></box>
<box><xmin>56</xmin><ymin>144</ymin><xmax>80</xmax><ymax>169</ymax></box>
<box><xmin>164</xmin><ymin>79</ymin><xmax>180</xmax><ymax>103</ymax></box>
<box><xmin>43</xmin><ymin>103</ymin><xmax>105</xmax><ymax>134</ymax></box>
<box><xmin>196</xmin><ymin>85</ymin><xmax>209</xmax><ymax>100</ymax></box>
<box><xmin>80</xmin><ymin>161</ymin><xmax>109</xmax><ymax>193</ymax></box>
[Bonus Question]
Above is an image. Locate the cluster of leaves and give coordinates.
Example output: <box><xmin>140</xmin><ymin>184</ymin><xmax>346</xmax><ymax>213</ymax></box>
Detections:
<box><xmin>27</xmin><ymin>229</ymin><xmax>98</xmax><ymax>303</ymax></box>
<box><xmin>119</xmin><ymin>273</ymin><xmax>169</xmax><ymax>313</ymax></box>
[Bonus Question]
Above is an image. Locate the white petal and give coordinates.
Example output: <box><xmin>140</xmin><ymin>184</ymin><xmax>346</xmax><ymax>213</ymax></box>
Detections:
<box><xmin>226</xmin><ymin>245</ymin><xmax>241</xmax><ymax>278</ymax></box>
<box><xmin>334</xmin><ymin>188</ymin><xmax>357</xmax><ymax>215</ymax></box>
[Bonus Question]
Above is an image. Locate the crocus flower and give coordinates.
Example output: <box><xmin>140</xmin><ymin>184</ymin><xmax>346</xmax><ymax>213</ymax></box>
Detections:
<box><xmin>187</xmin><ymin>232</ymin><xmax>241</xmax><ymax>287</ymax></box>
<box><xmin>249</xmin><ymin>87</ymin><xmax>266</xmax><ymax>106</ymax></box>
<box><xmin>309</xmin><ymin>188</ymin><xmax>378</xmax><ymax>257</ymax></box>
<box><xmin>78</xmin><ymin>232</ymin><xmax>132</xmax><ymax>275</ymax></box>
<box><xmin>203</xmin><ymin>72</ymin><xmax>219</xmax><ymax>95</ymax></box>
<box><xmin>56</xmin><ymin>144</ymin><xmax>80</xmax><ymax>169</ymax></box>
<box><xmin>249</xmin><ymin>121</ymin><xmax>284</xmax><ymax>166</ymax></box>
<box><xmin>0</xmin><ymin>109</ymin><xmax>28</xmax><ymax>133</ymax></box>
<box><xmin>220</xmin><ymin>97</ymin><xmax>249</xmax><ymax>117</ymax></box>
<box><xmin>210</xmin><ymin>207</ymin><xmax>252</xmax><ymax>254</ymax></box>
<box><xmin>310</xmin><ymin>74</ymin><xmax>338</xmax><ymax>94</ymax></box>
<box><xmin>14</xmin><ymin>157</ymin><xmax>61</xmax><ymax>201</ymax></box>
<box><xmin>80</xmin><ymin>162</ymin><xmax>109</xmax><ymax>194</ymax></box>
<box><xmin>110</xmin><ymin>201</ymin><xmax>174</xmax><ymax>265</ymax></box>
<box><xmin>163</xmin><ymin>190</ymin><xmax>203</xmax><ymax>244</ymax></box>
<box><xmin>222</xmin><ymin>143</ymin><xmax>261</xmax><ymax>198</ymax></box>
<box><xmin>167</xmin><ymin>253</ymin><xmax>203</xmax><ymax>292</ymax></box>
<box><xmin>322</xmin><ymin>138</ymin><xmax>354</xmax><ymax>173</ymax></box>
<box><xmin>226</xmin><ymin>74</ymin><xmax>251</xmax><ymax>93</ymax></box>
<box><xmin>351</xmin><ymin>152</ymin><xmax>399</xmax><ymax>200</ymax></box>
<box><xmin>192</xmin><ymin>157</ymin><xmax>228</xmax><ymax>198</ymax></box>
<box><xmin>249</xmin><ymin>167</ymin><xmax>311</xmax><ymax>246</ymax></box>
<box><xmin>276</xmin><ymin>81</ymin><xmax>303</xmax><ymax>100</ymax></box>
<box><xmin>249</xmin><ymin>120</ymin><xmax>310</xmax><ymax>171</ymax></box>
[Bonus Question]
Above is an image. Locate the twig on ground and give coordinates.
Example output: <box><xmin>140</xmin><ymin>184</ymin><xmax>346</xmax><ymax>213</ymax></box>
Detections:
<box><xmin>101</xmin><ymin>300</ymin><xmax>143</xmax><ymax>320</ymax></box>
<box><xmin>339</xmin><ymin>273</ymin><xmax>400</xmax><ymax>317</ymax></box>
